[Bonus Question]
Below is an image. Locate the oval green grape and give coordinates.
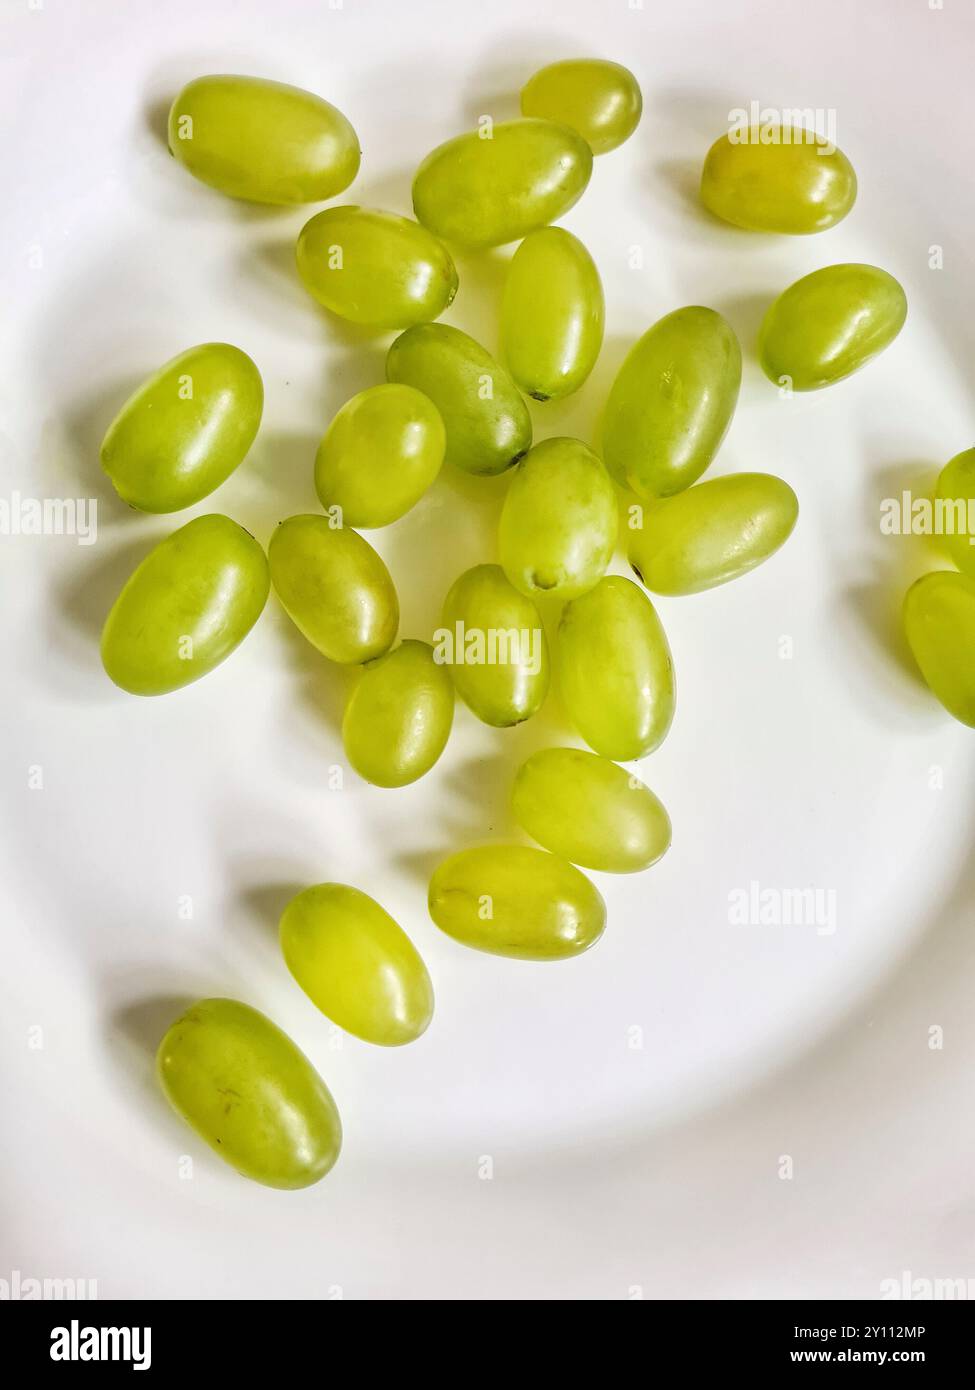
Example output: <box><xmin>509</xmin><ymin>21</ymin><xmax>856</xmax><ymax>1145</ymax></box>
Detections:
<box><xmin>499</xmin><ymin>437</ymin><xmax>618</xmax><ymax>600</ymax></box>
<box><xmin>558</xmin><ymin>576</ymin><xmax>675</xmax><ymax>760</ymax></box>
<box><xmin>280</xmin><ymin>884</ymin><xmax>434</xmax><ymax>1046</ymax></box>
<box><xmin>603</xmin><ymin>306</ymin><xmax>741</xmax><ymax>499</ymax></box>
<box><xmin>428</xmin><ymin>845</ymin><xmax>606</xmax><ymax>960</ymax></box>
<box><xmin>512</xmin><ymin>748</ymin><xmax>671</xmax><ymax>873</ymax></box>
<box><xmin>268</xmin><ymin>514</ymin><xmax>398</xmax><ymax>665</ymax></box>
<box><xmin>629</xmin><ymin>472</ymin><xmax>798</xmax><ymax>596</ymax></box>
<box><xmin>315</xmin><ymin>384</ymin><xmax>445</xmax><ymax>528</ymax></box>
<box><xmin>700</xmin><ymin>124</ymin><xmax>857</xmax><ymax>233</ymax></box>
<box><xmin>156</xmin><ymin>998</ymin><xmax>341</xmax><ymax>1189</ymax></box>
<box><xmin>296</xmin><ymin>206</ymin><xmax>458</xmax><ymax>329</ymax></box>
<box><xmin>343</xmin><ymin>639</ymin><xmax>454</xmax><ymax>787</ymax></box>
<box><xmin>903</xmin><ymin>571</ymin><xmax>975</xmax><ymax>726</ymax></box>
<box><xmin>101</xmin><ymin>343</ymin><xmax>263</xmax><ymax>514</ymax></box>
<box><xmin>935</xmin><ymin>448</ymin><xmax>975</xmax><ymax>577</ymax></box>
<box><xmin>168</xmin><ymin>75</ymin><xmax>360</xmax><ymax>205</ymax></box>
<box><xmin>759</xmin><ymin>263</ymin><xmax>907</xmax><ymax>391</ymax></box>
<box><xmin>438</xmin><ymin>564</ymin><xmax>549</xmax><ymax>726</ymax></box>
<box><xmin>501</xmin><ymin>228</ymin><xmax>604</xmax><ymax>401</ymax></box>
<box><xmin>101</xmin><ymin>514</ymin><xmax>269</xmax><ymax>696</ymax></box>
<box><xmin>387</xmin><ymin>323</ymin><xmax>531</xmax><ymax>476</ymax></box>
<box><xmin>412</xmin><ymin>118</ymin><xmax>592</xmax><ymax>249</ymax></box>
<box><xmin>520</xmin><ymin>58</ymin><xmax>642</xmax><ymax>155</ymax></box>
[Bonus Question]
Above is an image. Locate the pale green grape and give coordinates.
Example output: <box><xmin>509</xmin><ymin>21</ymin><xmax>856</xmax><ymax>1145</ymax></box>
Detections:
<box><xmin>315</xmin><ymin>384</ymin><xmax>445</xmax><ymax>528</ymax></box>
<box><xmin>101</xmin><ymin>343</ymin><xmax>263</xmax><ymax>514</ymax></box>
<box><xmin>279</xmin><ymin>884</ymin><xmax>433</xmax><ymax>1046</ymax></box>
<box><xmin>343</xmin><ymin>640</ymin><xmax>453</xmax><ymax>787</ymax></box>
<box><xmin>386</xmin><ymin>323</ymin><xmax>531</xmax><ymax>476</ymax></box>
<box><xmin>512</xmin><ymin>747</ymin><xmax>671</xmax><ymax>873</ymax></box>
<box><xmin>759</xmin><ymin>264</ymin><xmax>907</xmax><ymax>390</ymax></box>
<box><xmin>428</xmin><ymin>845</ymin><xmax>606</xmax><ymax>960</ymax></box>
<box><xmin>904</xmin><ymin>571</ymin><xmax>975</xmax><ymax>726</ymax></box>
<box><xmin>101</xmin><ymin>515</ymin><xmax>269</xmax><ymax>696</ymax></box>
<box><xmin>439</xmin><ymin>564</ymin><xmax>549</xmax><ymax>726</ymax></box>
<box><xmin>935</xmin><ymin>449</ymin><xmax>975</xmax><ymax>577</ymax></box>
<box><xmin>558</xmin><ymin>576</ymin><xmax>674</xmax><ymax>760</ymax></box>
<box><xmin>296</xmin><ymin>206</ymin><xmax>458</xmax><ymax>329</ymax></box>
<box><xmin>603</xmin><ymin>307</ymin><xmax>741</xmax><ymax>499</ymax></box>
<box><xmin>268</xmin><ymin>515</ymin><xmax>398</xmax><ymax>664</ymax></box>
<box><xmin>629</xmin><ymin>473</ymin><xmax>798</xmax><ymax>595</ymax></box>
<box><xmin>156</xmin><ymin>998</ymin><xmax>341</xmax><ymax>1189</ymax></box>
<box><xmin>501</xmin><ymin>228</ymin><xmax>604</xmax><ymax>401</ymax></box>
<box><xmin>498</xmin><ymin>437</ymin><xmax>618</xmax><ymax>599</ymax></box>
<box><xmin>520</xmin><ymin>58</ymin><xmax>642</xmax><ymax>154</ymax></box>
<box><xmin>168</xmin><ymin>75</ymin><xmax>360</xmax><ymax>204</ymax></box>
<box><xmin>701</xmin><ymin>124</ymin><xmax>856</xmax><ymax>233</ymax></box>
<box><xmin>412</xmin><ymin>118</ymin><xmax>592</xmax><ymax>249</ymax></box>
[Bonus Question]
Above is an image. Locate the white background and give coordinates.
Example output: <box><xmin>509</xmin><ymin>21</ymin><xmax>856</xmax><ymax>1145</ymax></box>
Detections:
<box><xmin>2</xmin><ymin>0</ymin><xmax>974</xmax><ymax>1300</ymax></box>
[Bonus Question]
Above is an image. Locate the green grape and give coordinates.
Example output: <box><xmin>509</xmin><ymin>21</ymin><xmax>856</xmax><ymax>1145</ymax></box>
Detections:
<box><xmin>296</xmin><ymin>206</ymin><xmax>458</xmax><ymax>330</ymax></box>
<box><xmin>903</xmin><ymin>571</ymin><xmax>975</xmax><ymax>726</ymax></box>
<box><xmin>629</xmin><ymin>473</ymin><xmax>798</xmax><ymax>596</ymax></box>
<box><xmin>168</xmin><ymin>75</ymin><xmax>360</xmax><ymax>205</ymax></box>
<box><xmin>412</xmin><ymin>118</ymin><xmax>592</xmax><ymax>249</ymax></box>
<box><xmin>101</xmin><ymin>343</ymin><xmax>263</xmax><ymax>514</ymax></box>
<box><xmin>314</xmin><ymin>384</ymin><xmax>445</xmax><ymax>528</ymax></box>
<box><xmin>501</xmin><ymin>228</ymin><xmax>604</xmax><ymax>401</ymax></box>
<box><xmin>700</xmin><ymin>124</ymin><xmax>857</xmax><ymax>233</ymax></box>
<box><xmin>101</xmin><ymin>515</ymin><xmax>269</xmax><ymax>696</ymax></box>
<box><xmin>438</xmin><ymin>564</ymin><xmax>549</xmax><ymax>726</ymax></box>
<box><xmin>428</xmin><ymin>844</ymin><xmax>606</xmax><ymax>961</ymax></box>
<box><xmin>268</xmin><ymin>515</ymin><xmax>398</xmax><ymax>665</ymax></box>
<box><xmin>520</xmin><ymin>58</ymin><xmax>642</xmax><ymax>155</ymax></box>
<box><xmin>759</xmin><ymin>264</ymin><xmax>907</xmax><ymax>391</ymax></box>
<box><xmin>386</xmin><ymin>323</ymin><xmax>531</xmax><ymax>476</ymax></box>
<box><xmin>935</xmin><ymin>449</ymin><xmax>975</xmax><ymax>577</ymax></box>
<box><xmin>512</xmin><ymin>747</ymin><xmax>671</xmax><ymax>873</ymax></box>
<box><xmin>498</xmin><ymin>437</ymin><xmax>618</xmax><ymax>600</ymax></box>
<box><xmin>602</xmin><ymin>307</ymin><xmax>741</xmax><ymax>499</ymax></box>
<box><xmin>558</xmin><ymin>576</ymin><xmax>674</xmax><ymax>760</ymax></box>
<box><xmin>279</xmin><ymin>884</ymin><xmax>434</xmax><ymax>1046</ymax></box>
<box><xmin>343</xmin><ymin>640</ymin><xmax>454</xmax><ymax>787</ymax></box>
<box><xmin>156</xmin><ymin>998</ymin><xmax>341</xmax><ymax>1189</ymax></box>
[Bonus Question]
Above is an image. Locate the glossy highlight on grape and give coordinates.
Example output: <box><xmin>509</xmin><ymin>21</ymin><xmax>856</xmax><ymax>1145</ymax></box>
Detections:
<box><xmin>101</xmin><ymin>343</ymin><xmax>263</xmax><ymax>514</ymax></box>
<box><xmin>412</xmin><ymin>118</ymin><xmax>592</xmax><ymax>248</ymax></box>
<box><xmin>296</xmin><ymin>206</ymin><xmax>458</xmax><ymax>329</ymax></box>
<box><xmin>499</xmin><ymin>437</ymin><xmax>618</xmax><ymax>599</ymax></box>
<box><xmin>168</xmin><ymin>75</ymin><xmax>360</xmax><ymax>205</ymax></box>
<box><xmin>428</xmin><ymin>845</ymin><xmax>606</xmax><ymax>960</ymax></box>
<box><xmin>701</xmin><ymin>124</ymin><xmax>857</xmax><ymax>234</ymax></box>
<box><xmin>628</xmin><ymin>473</ymin><xmax>799</xmax><ymax>595</ymax></box>
<box><xmin>156</xmin><ymin>998</ymin><xmax>342</xmax><ymax>1189</ymax></box>
<box><xmin>343</xmin><ymin>640</ymin><xmax>454</xmax><ymax>787</ymax></box>
<box><xmin>759</xmin><ymin>263</ymin><xmax>907</xmax><ymax>391</ymax></box>
<box><xmin>268</xmin><ymin>514</ymin><xmax>398</xmax><ymax>664</ymax></box>
<box><xmin>280</xmin><ymin>884</ymin><xmax>434</xmax><ymax>1046</ymax></box>
<box><xmin>558</xmin><ymin>576</ymin><xmax>675</xmax><ymax>760</ymax></box>
<box><xmin>520</xmin><ymin>58</ymin><xmax>642</xmax><ymax>154</ymax></box>
<box><xmin>387</xmin><ymin>323</ymin><xmax>531</xmax><ymax>476</ymax></box>
<box><xmin>501</xmin><ymin>228</ymin><xmax>604</xmax><ymax>401</ymax></box>
<box><xmin>602</xmin><ymin>306</ymin><xmax>742</xmax><ymax>499</ymax></box>
<box><xmin>101</xmin><ymin>514</ymin><xmax>269</xmax><ymax>695</ymax></box>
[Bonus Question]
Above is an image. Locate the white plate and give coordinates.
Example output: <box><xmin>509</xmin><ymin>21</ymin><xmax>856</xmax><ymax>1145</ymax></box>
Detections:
<box><xmin>2</xmin><ymin>0</ymin><xmax>974</xmax><ymax>1300</ymax></box>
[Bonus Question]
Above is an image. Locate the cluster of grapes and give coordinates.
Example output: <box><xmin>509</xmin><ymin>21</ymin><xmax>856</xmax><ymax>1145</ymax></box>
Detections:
<box><xmin>101</xmin><ymin>62</ymin><xmax>949</xmax><ymax>1190</ymax></box>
